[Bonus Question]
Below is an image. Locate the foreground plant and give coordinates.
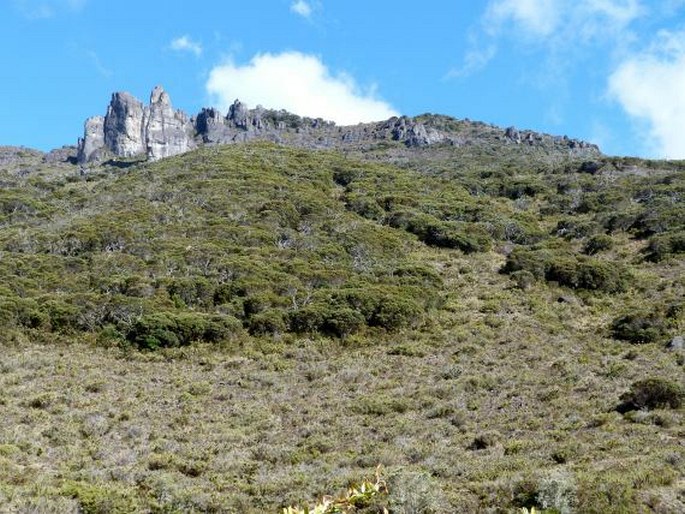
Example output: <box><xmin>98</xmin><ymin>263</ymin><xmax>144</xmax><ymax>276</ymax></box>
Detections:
<box><xmin>283</xmin><ymin>467</ymin><xmax>389</xmax><ymax>514</ymax></box>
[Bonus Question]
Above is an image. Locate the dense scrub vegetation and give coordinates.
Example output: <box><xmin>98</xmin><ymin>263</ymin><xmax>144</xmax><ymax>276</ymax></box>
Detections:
<box><xmin>0</xmin><ymin>141</ymin><xmax>683</xmax><ymax>512</ymax></box>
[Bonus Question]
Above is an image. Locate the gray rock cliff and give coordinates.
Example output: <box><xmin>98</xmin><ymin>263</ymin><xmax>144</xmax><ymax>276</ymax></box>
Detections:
<box><xmin>77</xmin><ymin>86</ymin><xmax>602</xmax><ymax>164</ymax></box>
<box><xmin>145</xmin><ymin>86</ymin><xmax>195</xmax><ymax>161</ymax></box>
<box><xmin>77</xmin><ymin>116</ymin><xmax>106</xmax><ymax>163</ymax></box>
<box><xmin>77</xmin><ymin>86</ymin><xmax>194</xmax><ymax>163</ymax></box>
<box><xmin>103</xmin><ymin>92</ymin><xmax>146</xmax><ymax>158</ymax></box>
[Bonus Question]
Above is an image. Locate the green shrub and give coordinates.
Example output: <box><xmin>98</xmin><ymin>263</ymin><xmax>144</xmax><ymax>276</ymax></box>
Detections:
<box><xmin>387</xmin><ymin>210</ymin><xmax>491</xmax><ymax>252</ymax></box>
<box><xmin>501</xmin><ymin>249</ymin><xmax>551</xmax><ymax>280</ymax></box>
<box><xmin>423</xmin><ymin>222</ymin><xmax>491</xmax><ymax>253</ymax></box>
<box><xmin>345</xmin><ymin>194</ymin><xmax>385</xmax><ymax>221</ymax></box>
<box><xmin>61</xmin><ymin>481</ymin><xmax>139</xmax><ymax>514</ymax></box>
<box><xmin>371</xmin><ymin>296</ymin><xmax>423</xmax><ymax>330</ymax></box>
<box><xmin>127</xmin><ymin>313</ymin><xmax>181</xmax><ymax>349</ymax></box>
<box><xmin>41</xmin><ymin>299</ymin><xmax>81</xmax><ymax>332</ymax></box>
<box><xmin>289</xmin><ymin>305</ymin><xmax>328</xmax><ymax>334</ymax></box>
<box><xmin>323</xmin><ymin>307</ymin><xmax>365</xmax><ymax>337</ymax></box>
<box><xmin>556</xmin><ymin>219</ymin><xmax>601</xmax><ymax>239</ymax></box>
<box><xmin>127</xmin><ymin>312</ymin><xmax>240</xmax><ymax>349</ymax></box>
<box><xmin>547</xmin><ymin>258</ymin><xmax>627</xmax><ymax>293</ymax></box>
<box><xmin>247</xmin><ymin>308</ymin><xmax>287</xmax><ymax>336</ymax></box>
<box><xmin>332</xmin><ymin>166</ymin><xmax>360</xmax><ymax>186</ymax></box>
<box><xmin>165</xmin><ymin>277</ymin><xmax>214</xmax><ymax>308</ymax></box>
<box><xmin>646</xmin><ymin>231</ymin><xmax>685</xmax><ymax>261</ymax></box>
<box><xmin>611</xmin><ymin>313</ymin><xmax>668</xmax><ymax>344</ymax></box>
<box><xmin>583</xmin><ymin>234</ymin><xmax>614</xmax><ymax>255</ymax></box>
<box><xmin>510</xmin><ymin>270</ymin><xmax>536</xmax><ymax>290</ymax></box>
<box><xmin>618</xmin><ymin>378</ymin><xmax>684</xmax><ymax>412</ymax></box>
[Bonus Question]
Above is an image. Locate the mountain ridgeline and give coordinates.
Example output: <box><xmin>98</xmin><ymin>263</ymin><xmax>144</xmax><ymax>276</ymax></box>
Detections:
<box><xmin>77</xmin><ymin>85</ymin><xmax>600</xmax><ymax>164</ymax></box>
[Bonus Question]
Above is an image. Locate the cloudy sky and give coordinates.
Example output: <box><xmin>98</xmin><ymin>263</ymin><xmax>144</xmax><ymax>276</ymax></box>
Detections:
<box><xmin>2</xmin><ymin>0</ymin><xmax>684</xmax><ymax>158</ymax></box>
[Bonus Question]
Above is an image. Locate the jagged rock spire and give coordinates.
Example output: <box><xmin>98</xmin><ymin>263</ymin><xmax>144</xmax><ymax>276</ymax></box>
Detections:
<box><xmin>77</xmin><ymin>85</ymin><xmax>195</xmax><ymax>163</ymax></box>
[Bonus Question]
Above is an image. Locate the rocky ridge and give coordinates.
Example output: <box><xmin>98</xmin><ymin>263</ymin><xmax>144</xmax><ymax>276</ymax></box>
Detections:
<box><xmin>77</xmin><ymin>86</ymin><xmax>601</xmax><ymax>164</ymax></box>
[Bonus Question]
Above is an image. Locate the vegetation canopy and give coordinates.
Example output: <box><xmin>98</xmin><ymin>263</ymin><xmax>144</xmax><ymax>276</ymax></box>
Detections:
<box><xmin>0</xmin><ymin>140</ymin><xmax>683</xmax><ymax>512</ymax></box>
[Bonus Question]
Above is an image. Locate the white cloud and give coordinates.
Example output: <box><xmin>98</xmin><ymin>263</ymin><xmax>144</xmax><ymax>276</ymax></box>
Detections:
<box><xmin>86</xmin><ymin>50</ymin><xmax>113</xmax><ymax>78</ymax></box>
<box><xmin>291</xmin><ymin>0</ymin><xmax>312</xmax><ymax>18</ymax></box>
<box><xmin>485</xmin><ymin>0</ymin><xmax>560</xmax><ymax>38</ymax></box>
<box><xmin>170</xmin><ymin>35</ymin><xmax>203</xmax><ymax>57</ymax></box>
<box><xmin>484</xmin><ymin>0</ymin><xmax>643</xmax><ymax>41</ymax></box>
<box><xmin>608</xmin><ymin>30</ymin><xmax>685</xmax><ymax>158</ymax></box>
<box><xmin>454</xmin><ymin>1</ymin><xmax>643</xmax><ymax>79</ymax></box>
<box><xmin>206</xmin><ymin>51</ymin><xmax>398</xmax><ymax>125</ymax></box>
<box><xmin>447</xmin><ymin>43</ymin><xmax>496</xmax><ymax>78</ymax></box>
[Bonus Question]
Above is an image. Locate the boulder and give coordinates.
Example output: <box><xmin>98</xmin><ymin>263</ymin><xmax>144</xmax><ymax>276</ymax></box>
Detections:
<box><xmin>668</xmin><ymin>335</ymin><xmax>684</xmax><ymax>351</ymax></box>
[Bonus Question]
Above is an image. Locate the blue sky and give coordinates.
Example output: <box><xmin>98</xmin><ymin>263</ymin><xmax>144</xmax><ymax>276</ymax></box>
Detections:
<box><xmin>2</xmin><ymin>1</ymin><xmax>684</xmax><ymax>158</ymax></box>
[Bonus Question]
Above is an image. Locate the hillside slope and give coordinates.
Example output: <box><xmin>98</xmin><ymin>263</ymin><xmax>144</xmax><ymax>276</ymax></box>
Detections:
<box><xmin>0</xmin><ymin>141</ymin><xmax>683</xmax><ymax>512</ymax></box>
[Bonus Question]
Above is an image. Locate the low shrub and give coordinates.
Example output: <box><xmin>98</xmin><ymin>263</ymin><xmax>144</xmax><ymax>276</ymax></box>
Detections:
<box><xmin>617</xmin><ymin>378</ymin><xmax>684</xmax><ymax>412</ymax></box>
<box><xmin>547</xmin><ymin>258</ymin><xmax>628</xmax><ymax>293</ymax></box>
<box><xmin>611</xmin><ymin>313</ymin><xmax>668</xmax><ymax>344</ymax></box>
<box><xmin>501</xmin><ymin>248</ymin><xmax>551</xmax><ymax>280</ymax></box>
<box><xmin>646</xmin><ymin>231</ymin><xmax>685</xmax><ymax>262</ymax></box>
<box><xmin>323</xmin><ymin>307</ymin><xmax>365</xmax><ymax>338</ymax></box>
<box><xmin>503</xmin><ymin>249</ymin><xmax>628</xmax><ymax>292</ymax></box>
<box><xmin>247</xmin><ymin>308</ymin><xmax>287</xmax><ymax>336</ymax></box>
<box><xmin>127</xmin><ymin>312</ymin><xmax>240</xmax><ymax>349</ymax></box>
<box><xmin>290</xmin><ymin>303</ymin><xmax>365</xmax><ymax>337</ymax></box>
<box><xmin>583</xmin><ymin>234</ymin><xmax>614</xmax><ymax>255</ymax></box>
<box><xmin>370</xmin><ymin>296</ymin><xmax>423</xmax><ymax>330</ymax></box>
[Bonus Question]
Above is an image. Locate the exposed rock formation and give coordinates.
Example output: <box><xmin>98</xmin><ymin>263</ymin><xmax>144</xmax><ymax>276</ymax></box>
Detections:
<box><xmin>77</xmin><ymin>86</ymin><xmax>601</xmax><ymax>164</ymax></box>
<box><xmin>387</xmin><ymin>116</ymin><xmax>446</xmax><ymax>147</ymax></box>
<box><xmin>77</xmin><ymin>116</ymin><xmax>106</xmax><ymax>163</ymax></box>
<box><xmin>145</xmin><ymin>86</ymin><xmax>195</xmax><ymax>161</ymax></box>
<box><xmin>78</xmin><ymin>86</ymin><xmax>194</xmax><ymax>163</ymax></box>
<box><xmin>103</xmin><ymin>92</ymin><xmax>146</xmax><ymax>158</ymax></box>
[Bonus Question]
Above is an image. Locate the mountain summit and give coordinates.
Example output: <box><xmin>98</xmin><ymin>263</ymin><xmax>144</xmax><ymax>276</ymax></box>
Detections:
<box><xmin>77</xmin><ymin>86</ymin><xmax>601</xmax><ymax>164</ymax></box>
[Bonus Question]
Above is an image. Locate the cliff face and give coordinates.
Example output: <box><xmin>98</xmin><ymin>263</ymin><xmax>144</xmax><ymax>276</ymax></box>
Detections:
<box><xmin>77</xmin><ymin>86</ymin><xmax>601</xmax><ymax>164</ymax></box>
<box><xmin>78</xmin><ymin>86</ymin><xmax>195</xmax><ymax>163</ymax></box>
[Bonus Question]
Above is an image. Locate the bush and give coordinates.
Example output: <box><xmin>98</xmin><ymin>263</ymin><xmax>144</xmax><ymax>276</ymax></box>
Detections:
<box><xmin>289</xmin><ymin>304</ymin><xmax>328</xmax><ymax>334</ymax></box>
<box><xmin>583</xmin><ymin>234</ymin><xmax>614</xmax><ymax>255</ymax></box>
<box><xmin>555</xmin><ymin>219</ymin><xmax>601</xmax><ymax>239</ymax></box>
<box><xmin>388</xmin><ymin>211</ymin><xmax>491</xmax><ymax>252</ymax></box>
<box><xmin>547</xmin><ymin>258</ymin><xmax>627</xmax><ymax>293</ymax></box>
<box><xmin>617</xmin><ymin>378</ymin><xmax>684</xmax><ymax>412</ymax></box>
<box><xmin>247</xmin><ymin>308</ymin><xmax>287</xmax><ymax>336</ymax></box>
<box><xmin>166</xmin><ymin>277</ymin><xmax>214</xmax><ymax>308</ymax></box>
<box><xmin>332</xmin><ymin>167</ymin><xmax>360</xmax><ymax>186</ymax></box>
<box><xmin>423</xmin><ymin>222</ymin><xmax>491</xmax><ymax>253</ymax></box>
<box><xmin>503</xmin><ymin>249</ymin><xmax>627</xmax><ymax>292</ymax></box>
<box><xmin>323</xmin><ymin>307</ymin><xmax>365</xmax><ymax>337</ymax></box>
<box><xmin>611</xmin><ymin>313</ymin><xmax>668</xmax><ymax>344</ymax></box>
<box><xmin>371</xmin><ymin>296</ymin><xmax>423</xmax><ymax>330</ymax></box>
<box><xmin>345</xmin><ymin>194</ymin><xmax>385</xmax><ymax>221</ymax></box>
<box><xmin>501</xmin><ymin>248</ymin><xmax>551</xmax><ymax>280</ymax></box>
<box><xmin>510</xmin><ymin>270</ymin><xmax>536</xmax><ymax>290</ymax></box>
<box><xmin>646</xmin><ymin>231</ymin><xmax>685</xmax><ymax>261</ymax></box>
<box><xmin>127</xmin><ymin>312</ymin><xmax>240</xmax><ymax>349</ymax></box>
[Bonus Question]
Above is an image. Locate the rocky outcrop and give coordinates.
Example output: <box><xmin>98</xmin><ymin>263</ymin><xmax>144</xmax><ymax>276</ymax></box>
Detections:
<box><xmin>78</xmin><ymin>86</ymin><xmax>194</xmax><ymax>163</ymax></box>
<box><xmin>77</xmin><ymin>116</ymin><xmax>106</xmax><ymax>163</ymax></box>
<box><xmin>78</xmin><ymin>86</ymin><xmax>602</xmax><ymax>164</ymax></box>
<box><xmin>386</xmin><ymin>117</ymin><xmax>446</xmax><ymax>147</ymax></box>
<box><xmin>103</xmin><ymin>92</ymin><xmax>146</xmax><ymax>158</ymax></box>
<box><xmin>145</xmin><ymin>86</ymin><xmax>195</xmax><ymax>161</ymax></box>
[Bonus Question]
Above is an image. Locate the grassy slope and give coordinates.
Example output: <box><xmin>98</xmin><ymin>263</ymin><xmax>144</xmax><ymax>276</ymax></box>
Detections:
<box><xmin>0</xmin><ymin>142</ymin><xmax>683</xmax><ymax>513</ymax></box>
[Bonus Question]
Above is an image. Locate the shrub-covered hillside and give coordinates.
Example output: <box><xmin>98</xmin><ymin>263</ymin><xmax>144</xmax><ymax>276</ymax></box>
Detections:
<box><xmin>0</xmin><ymin>141</ymin><xmax>683</xmax><ymax>513</ymax></box>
